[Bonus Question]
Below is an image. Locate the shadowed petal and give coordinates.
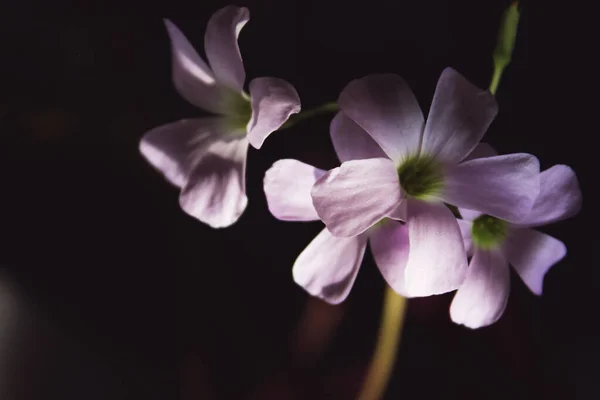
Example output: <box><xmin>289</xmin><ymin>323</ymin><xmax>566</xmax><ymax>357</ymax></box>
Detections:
<box><xmin>421</xmin><ymin>68</ymin><xmax>498</xmax><ymax>164</ymax></box>
<box><xmin>403</xmin><ymin>200</ymin><xmax>468</xmax><ymax>297</ymax></box>
<box><xmin>311</xmin><ymin>158</ymin><xmax>402</xmax><ymax>237</ymax></box>
<box><xmin>338</xmin><ymin>74</ymin><xmax>424</xmax><ymax>164</ymax></box>
<box><xmin>513</xmin><ymin>165</ymin><xmax>582</xmax><ymax>228</ymax></box>
<box><xmin>293</xmin><ymin>229</ymin><xmax>368</xmax><ymax>304</ymax></box>
<box><xmin>164</xmin><ymin>20</ymin><xmax>229</xmax><ymax>114</ymax></box>
<box><xmin>139</xmin><ymin>117</ymin><xmax>230</xmax><ymax>188</ymax></box>
<box><xmin>463</xmin><ymin>142</ymin><xmax>498</xmax><ymax>161</ymax></box>
<box><xmin>450</xmin><ymin>249</ymin><xmax>510</xmax><ymax>329</ymax></box>
<box><xmin>443</xmin><ymin>153</ymin><xmax>540</xmax><ymax>222</ymax></box>
<box><xmin>330</xmin><ymin>112</ymin><xmax>387</xmax><ymax>163</ymax></box>
<box><xmin>246</xmin><ymin>77</ymin><xmax>301</xmax><ymax>149</ymax></box>
<box><xmin>264</xmin><ymin>159</ymin><xmax>325</xmax><ymax>222</ymax></box>
<box><xmin>505</xmin><ymin>228</ymin><xmax>566</xmax><ymax>295</ymax></box>
<box><xmin>179</xmin><ymin>137</ymin><xmax>249</xmax><ymax>228</ymax></box>
<box><xmin>204</xmin><ymin>6</ymin><xmax>249</xmax><ymax>91</ymax></box>
<box><xmin>456</xmin><ymin>218</ymin><xmax>474</xmax><ymax>256</ymax></box>
<box><xmin>370</xmin><ymin>220</ymin><xmax>410</xmax><ymax>296</ymax></box>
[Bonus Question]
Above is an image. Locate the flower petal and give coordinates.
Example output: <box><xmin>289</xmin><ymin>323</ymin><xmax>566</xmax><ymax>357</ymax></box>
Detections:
<box><xmin>513</xmin><ymin>165</ymin><xmax>582</xmax><ymax>228</ymax></box>
<box><xmin>179</xmin><ymin>137</ymin><xmax>249</xmax><ymax>228</ymax></box>
<box><xmin>442</xmin><ymin>153</ymin><xmax>540</xmax><ymax>222</ymax></box>
<box><xmin>457</xmin><ymin>208</ymin><xmax>483</xmax><ymax>221</ymax></box>
<box><xmin>369</xmin><ymin>220</ymin><xmax>410</xmax><ymax>296</ymax></box>
<box><xmin>420</xmin><ymin>68</ymin><xmax>498</xmax><ymax>164</ymax></box>
<box><xmin>293</xmin><ymin>228</ymin><xmax>367</xmax><ymax>304</ymax></box>
<box><xmin>264</xmin><ymin>159</ymin><xmax>325</xmax><ymax>222</ymax></box>
<box><xmin>456</xmin><ymin>218</ymin><xmax>474</xmax><ymax>256</ymax></box>
<box><xmin>450</xmin><ymin>249</ymin><xmax>510</xmax><ymax>329</ymax></box>
<box><xmin>139</xmin><ymin>117</ymin><xmax>229</xmax><ymax>188</ymax></box>
<box><xmin>505</xmin><ymin>228</ymin><xmax>566</xmax><ymax>295</ymax></box>
<box><xmin>338</xmin><ymin>74</ymin><xmax>424</xmax><ymax>164</ymax></box>
<box><xmin>246</xmin><ymin>77</ymin><xmax>301</xmax><ymax>149</ymax></box>
<box><xmin>329</xmin><ymin>112</ymin><xmax>387</xmax><ymax>163</ymax></box>
<box><xmin>204</xmin><ymin>6</ymin><xmax>249</xmax><ymax>91</ymax></box>
<box><xmin>403</xmin><ymin>200</ymin><xmax>468</xmax><ymax>297</ymax></box>
<box><xmin>463</xmin><ymin>142</ymin><xmax>498</xmax><ymax>161</ymax></box>
<box><xmin>311</xmin><ymin>158</ymin><xmax>402</xmax><ymax>237</ymax></box>
<box><xmin>164</xmin><ymin>19</ymin><xmax>228</xmax><ymax>114</ymax></box>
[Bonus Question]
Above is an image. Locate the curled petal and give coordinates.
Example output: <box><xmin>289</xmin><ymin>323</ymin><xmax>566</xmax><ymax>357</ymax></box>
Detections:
<box><xmin>179</xmin><ymin>137</ymin><xmax>249</xmax><ymax>228</ymax></box>
<box><xmin>311</xmin><ymin>158</ymin><xmax>402</xmax><ymax>237</ymax></box>
<box><xmin>247</xmin><ymin>77</ymin><xmax>301</xmax><ymax>149</ymax></box>
<box><xmin>421</xmin><ymin>68</ymin><xmax>498</xmax><ymax>164</ymax></box>
<box><xmin>450</xmin><ymin>249</ymin><xmax>510</xmax><ymax>329</ymax></box>
<box><xmin>293</xmin><ymin>229</ymin><xmax>367</xmax><ymax>304</ymax></box>
<box><xmin>403</xmin><ymin>200</ymin><xmax>468</xmax><ymax>297</ymax></box>
<box><xmin>513</xmin><ymin>165</ymin><xmax>582</xmax><ymax>228</ymax></box>
<box><xmin>139</xmin><ymin>117</ymin><xmax>227</xmax><ymax>188</ymax></box>
<box><xmin>204</xmin><ymin>6</ymin><xmax>249</xmax><ymax>91</ymax></box>
<box><xmin>505</xmin><ymin>228</ymin><xmax>566</xmax><ymax>295</ymax></box>
<box><xmin>443</xmin><ymin>153</ymin><xmax>540</xmax><ymax>222</ymax></box>
<box><xmin>164</xmin><ymin>20</ymin><xmax>228</xmax><ymax>114</ymax></box>
<box><xmin>338</xmin><ymin>74</ymin><xmax>424</xmax><ymax>164</ymax></box>
<box><xmin>264</xmin><ymin>159</ymin><xmax>325</xmax><ymax>222</ymax></box>
<box><xmin>369</xmin><ymin>220</ymin><xmax>410</xmax><ymax>296</ymax></box>
<box><xmin>330</xmin><ymin>112</ymin><xmax>387</xmax><ymax>163</ymax></box>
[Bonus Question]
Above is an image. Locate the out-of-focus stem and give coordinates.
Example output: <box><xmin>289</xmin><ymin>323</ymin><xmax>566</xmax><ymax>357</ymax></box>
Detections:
<box><xmin>279</xmin><ymin>102</ymin><xmax>339</xmax><ymax>130</ymax></box>
<box><xmin>356</xmin><ymin>286</ymin><xmax>407</xmax><ymax>400</ymax></box>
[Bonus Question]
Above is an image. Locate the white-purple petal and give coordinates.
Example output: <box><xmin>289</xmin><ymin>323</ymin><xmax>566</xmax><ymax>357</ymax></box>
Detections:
<box><xmin>246</xmin><ymin>77</ymin><xmax>301</xmax><ymax>149</ymax></box>
<box><xmin>264</xmin><ymin>159</ymin><xmax>324</xmax><ymax>222</ymax></box>
<box><xmin>293</xmin><ymin>228</ymin><xmax>367</xmax><ymax>305</ymax></box>
<box><xmin>369</xmin><ymin>220</ymin><xmax>410</xmax><ymax>296</ymax></box>
<box><xmin>204</xmin><ymin>6</ymin><xmax>249</xmax><ymax>91</ymax></box>
<box><xmin>338</xmin><ymin>74</ymin><xmax>424</xmax><ymax>164</ymax></box>
<box><xmin>450</xmin><ymin>249</ymin><xmax>510</xmax><ymax>329</ymax></box>
<box><xmin>329</xmin><ymin>112</ymin><xmax>387</xmax><ymax>163</ymax></box>
<box><xmin>311</xmin><ymin>158</ymin><xmax>402</xmax><ymax>237</ymax></box>
<box><xmin>504</xmin><ymin>228</ymin><xmax>566</xmax><ymax>295</ymax></box>
<box><xmin>442</xmin><ymin>153</ymin><xmax>540</xmax><ymax>222</ymax></box>
<box><xmin>420</xmin><ymin>68</ymin><xmax>498</xmax><ymax>164</ymax></box>
<box><xmin>178</xmin><ymin>137</ymin><xmax>249</xmax><ymax>228</ymax></box>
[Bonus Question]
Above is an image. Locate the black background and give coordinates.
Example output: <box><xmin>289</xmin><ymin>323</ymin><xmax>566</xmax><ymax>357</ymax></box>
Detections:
<box><xmin>0</xmin><ymin>0</ymin><xmax>594</xmax><ymax>399</ymax></box>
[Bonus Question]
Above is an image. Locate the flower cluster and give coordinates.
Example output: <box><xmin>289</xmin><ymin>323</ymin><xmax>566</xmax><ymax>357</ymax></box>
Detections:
<box><xmin>141</xmin><ymin>6</ymin><xmax>581</xmax><ymax>329</ymax></box>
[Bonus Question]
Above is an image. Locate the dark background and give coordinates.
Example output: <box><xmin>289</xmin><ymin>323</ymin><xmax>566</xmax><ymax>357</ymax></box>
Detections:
<box><xmin>0</xmin><ymin>0</ymin><xmax>594</xmax><ymax>399</ymax></box>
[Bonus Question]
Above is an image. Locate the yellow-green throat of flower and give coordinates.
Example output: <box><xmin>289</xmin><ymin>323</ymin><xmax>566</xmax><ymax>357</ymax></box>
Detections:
<box><xmin>471</xmin><ymin>214</ymin><xmax>508</xmax><ymax>250</ymax></box>
<box><xmin>397</xmin><ymin>154</ymin><xmax>444</xmax><ymax>199</ymax></box>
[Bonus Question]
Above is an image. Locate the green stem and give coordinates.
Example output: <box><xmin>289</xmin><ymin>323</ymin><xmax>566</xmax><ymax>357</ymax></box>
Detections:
<box><xmin>356</xmin><ymin>286</ymin><xmax>407</xmax><ymax>400</ymax></box>
<box><xmin>488</xmin><ymin>62</ymin><xmax>504</xmax><ymax>96</ymax></box>
<box><xmin>280</xmin><ymin>102</ymin><xmax>339</xmax><ymax>130</ymax></box>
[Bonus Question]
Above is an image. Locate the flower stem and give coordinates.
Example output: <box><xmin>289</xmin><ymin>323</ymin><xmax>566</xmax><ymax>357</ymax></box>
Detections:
<box><xmin>489</xmin><ymin>2</ymin><xmax>520</xmax><ymax>95</ymax></box>
<box><xmin>279</xmin><ymin>101</ymin><xmax>339</xmax><ymax>130</ymax></box>
<box><xmin>356</xmin><ymin>286</ymin><xmax>407</xmax><ymax>400</ymax></box>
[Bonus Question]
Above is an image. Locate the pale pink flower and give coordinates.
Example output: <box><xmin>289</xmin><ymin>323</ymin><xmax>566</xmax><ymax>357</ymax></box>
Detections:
<box><xmin>310</xmin><ymin>68</ymin><xmax>541</xmax><ymax>297</ymax></box>
<box><xmin>450</xmin><ymin>144</ymin><xmax>582</xmax><ymax>328</ymax></box>
<box><xmin>140</xmin><ymin>6</ymin><xmax>300</xmax><ymax>228</ymax></box>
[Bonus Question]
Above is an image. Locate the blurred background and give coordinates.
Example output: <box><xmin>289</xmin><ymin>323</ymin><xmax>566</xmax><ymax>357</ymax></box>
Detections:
<box><xmin>0</xmin><ymin>0</ymin><xmax>594</xmax><ymax>398</ymax></box>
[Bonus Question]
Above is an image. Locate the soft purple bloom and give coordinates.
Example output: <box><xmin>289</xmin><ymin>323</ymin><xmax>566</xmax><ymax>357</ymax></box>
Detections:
<box><xmin>264</xmin><ymin>113</ymin><xmax>410</xmax><ymax>304</ymax></box>
<box><xmin>310</xmin><ymin>68</ymin><xmax>540</xmax><ymax>297</ymax></box>
<box><xmin>140</xmin><ymin>6</ymin><xmax>300</xmax><ymax>228</ymax></box>
<box><xmin>450</xmin><ymin>145</ymin><xmax>582</xmax><ymax>329</ymax></box>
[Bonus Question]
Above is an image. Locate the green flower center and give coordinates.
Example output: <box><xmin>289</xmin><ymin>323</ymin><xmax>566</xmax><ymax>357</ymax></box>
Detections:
<box><xmin>223</xmin><ymin>90</ymin><xmax>252</xmax><ymax>133</ymax></box>
<box><xmin>397</xmin><ymin>155</ymin><xmax>444</xmax><ymax>199</ymax></box>
<box><xmin>471</xmin><ymin>214</ymin><xmax>508</xmax><ymax>250</ymax></box>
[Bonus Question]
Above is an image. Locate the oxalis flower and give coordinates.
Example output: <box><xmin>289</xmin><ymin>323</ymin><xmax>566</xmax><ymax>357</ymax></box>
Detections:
<box><xmin>311</xmin><ymin>68</ymin><xmax>541</xmax><ymax>297</ymax></box>
<box><xmin>264</xmin><ymin>112</ymin><xmax>418</xmax><ymax>304</ymax></box>
<box><xmin>450</xmin><ymin>144</ymin><xmax>582</xmax><ymax>328</ymax></box>
<box><xmin>139</xmin><ymin>6</ymin><xmax>300</xmax><ymax>228</ymax></box>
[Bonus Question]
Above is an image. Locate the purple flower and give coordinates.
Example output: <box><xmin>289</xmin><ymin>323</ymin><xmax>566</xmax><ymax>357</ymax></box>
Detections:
<box><xmin>310</xmin><ymin>68</ymin><xmax>541</xmax><ymax>297</ymax></box>
<box><xmin>264</xmin><ymin>113</ymin><xmax>412</xmax><ymax>304</ymax></box>
<box><xmin>450</xmin><ymin>144</ymin><xmax>582</xmax><ymax>328</ymax></box>
<box><xmin>140</xmin><ymin>6</ymin><xmax>300</xmax><ymax>228</ymax></box>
